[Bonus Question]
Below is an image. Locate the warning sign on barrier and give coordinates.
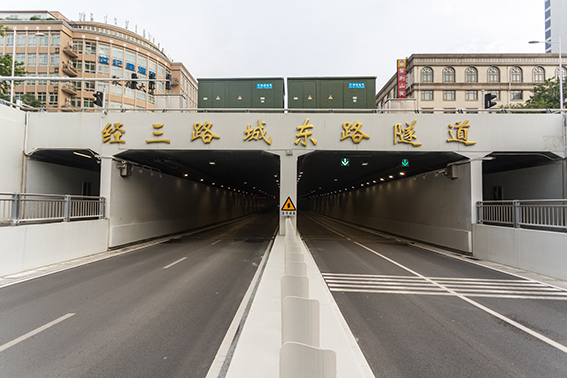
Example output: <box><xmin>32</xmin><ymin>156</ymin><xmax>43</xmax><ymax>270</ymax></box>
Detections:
<box><xmin>281</xmin><ymin>197</ymin><xmax>296</xmax><ymax>216</ymax></box>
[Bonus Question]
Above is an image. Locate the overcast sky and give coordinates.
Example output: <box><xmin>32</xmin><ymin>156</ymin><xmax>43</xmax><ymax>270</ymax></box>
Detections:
<box><xmin>16</xmin><ymin>0</ymin><xmax>545</xmax><ymax>88</ymax></box>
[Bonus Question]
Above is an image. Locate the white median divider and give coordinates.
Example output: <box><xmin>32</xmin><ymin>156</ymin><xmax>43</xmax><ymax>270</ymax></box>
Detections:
<box><xmin>223</xmin><ymin>217</ymin><xmax>374</xmax><ymax>378</ymax></box>
<box><xmin>280</xmin><ymin>218</ymin><xmax>337</xmax><ymax>378</ymax></box>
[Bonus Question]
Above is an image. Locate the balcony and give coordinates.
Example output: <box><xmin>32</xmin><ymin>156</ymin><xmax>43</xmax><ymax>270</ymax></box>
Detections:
<box><xmin>61</xmin><ymin>83</ymin><xmax>77</xmax><ymax>95</ymax></box>
<box><xmin>62</xmin><ymin>44</ymin><xmax>79</xmax><ymax>59</ymax></box>
<box><xmin>61</xmin><ymin>63</ymin><xmax>78</xmax><ymax>77</ymax></box>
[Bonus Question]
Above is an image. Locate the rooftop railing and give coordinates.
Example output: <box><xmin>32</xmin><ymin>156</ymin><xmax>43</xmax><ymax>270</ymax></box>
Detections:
<box><xmin>477</xmin><ymin>199</ymin><xmax>567</xmax><ymax>231</ymax></box>
<box><xmin>0</xmin><ymin>193</ymin><xmax>105</xmax><ymax>226</ymax></box>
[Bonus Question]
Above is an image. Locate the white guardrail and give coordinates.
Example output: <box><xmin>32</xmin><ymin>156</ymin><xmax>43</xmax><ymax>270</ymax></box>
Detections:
<box><xmin>280</xmin><ymin>218</ymin><xmax>336</xmax><ymax>378</ymax></box>
<box><xmin>477</xmin><ymin>199</ymin><xmax>567</xmax><ymax>231</ymax></box>
<box><xmin>0</xmin><ymin>193</ymin><xmax>105</xmax><ymax>226</ymax></box>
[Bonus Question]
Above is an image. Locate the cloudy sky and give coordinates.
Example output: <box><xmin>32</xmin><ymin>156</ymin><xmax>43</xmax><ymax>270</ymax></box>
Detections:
<box><xmin>16</xmin><ymin>0</ymin><xmax>545</xmax><ymax>88</ymax></box>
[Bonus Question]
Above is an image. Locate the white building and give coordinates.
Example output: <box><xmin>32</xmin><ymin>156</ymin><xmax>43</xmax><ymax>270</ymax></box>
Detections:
<box><xmin>545</xmin><ymin>0</ymin><xmax>567</xmax><ymax>54</ymax></box>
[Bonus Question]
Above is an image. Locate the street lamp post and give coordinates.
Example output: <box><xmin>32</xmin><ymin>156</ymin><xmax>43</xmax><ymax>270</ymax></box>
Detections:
<box><xmin>529</xmin><ymin>37</ymin><xmax>563</xmax><ymax>111</ymax></box>
<box><xmin>9</xmin><ymin>27</ymin><xmax>16</xmax><ymax>105</ymax></box>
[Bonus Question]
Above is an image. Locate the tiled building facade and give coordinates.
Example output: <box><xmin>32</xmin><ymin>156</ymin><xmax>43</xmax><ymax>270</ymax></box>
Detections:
<box><xmin>0</xmin><ymin>11</ymin><xmax>197</xmax><ymax>110</ymax></box>
<box><xmin>376</xmin><ymin>53</ymin><xmax>567</xmax><ymax>111</ymax></box>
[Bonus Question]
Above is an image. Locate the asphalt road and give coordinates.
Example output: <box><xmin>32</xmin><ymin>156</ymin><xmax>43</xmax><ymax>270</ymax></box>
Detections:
<box><xmin>0</xmin><ymin>210</ymin><xmax>277</xmax><ymax>378</ymax></box>
<box><xmin>299</xmin><ymin>212</ymin><xmax>567</xmax><ymax>378</ymax></box>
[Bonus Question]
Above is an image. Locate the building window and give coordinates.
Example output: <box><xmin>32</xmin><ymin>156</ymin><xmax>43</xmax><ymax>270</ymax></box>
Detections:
<box><xmin>50</xmin><ymin>53</ymin><xmax>59</xmax><ymax>66</ymax></box>
<box><xmin>511</xmin><ymin>90</ymin><xmax>523</xmax><ymax>100</ymax></box>
<box><xmin>84</xmin><ymin>61</ymin><xmax>96</xmax><ymax>73</ymax></box>
<box><xmin>27</xmin><ymin>54</ymin><xmax>36</xmax><ymax>66</ymax></box>
<box><xmin>488</xmin><ymin>67</ymin><xmax>500</xmax><ymax>83</ymax></box>
<box><xmin>510</xmin><ymin>67</ymin><xmax>522</xmax><ymax>83</ymax></box>
<box><xmin>51</xmin><ymin>34</ymin><xmax>60</xmax><ymax>47</ymax></box>
<box><xmin>111</xmin><ymin>83</ymin><xmax>123</xmax><ymax>96</ymax></box>
<box><xmin>49</xmin><ymin>92</ymin><xmax>58</xmax><ymax>105</ymax></box>
<box><xmin>28</xmin><ymin>35</ymin><xmax>37</xmax><ymax>47</ymax></box>
<box><xmin>112</xmin><ymin>66</ymin><xmax>123</xmax><ymax>77</ymax></box>
<box><xmin>98</xmin><ymin>63</ymin><xmax>110</xmax><ymax>75</ymax></box>
<box><xmin>6</xmin><ymin>34</ymin><xmax>13</xmax><ymax>46</ymax></box>
<box><xmin>84</xmin><ymin>42</ymin><xmax>96</xmax><ymax>55</ymax></box>
<box><xmin>112</xmin><ymin>46</ymin><xmax>124</xmax><ymax>61</ymax></box>
<box><xmin>83</xmin><ymin>98</ymin><xmax>94</xmax><ymax>108</ymax></box>
<box><xmin>39</xmin><ymin>35</ymin><xmax>48</xmax><ymax>47</ymax></box>
<box><xmin>72</xmin><ymin>60</ymin><xmax>83</xmax><ymax>72</ymax></box>
<box><xmin>16</xmin><ymin>34</ymin><xmax>26</xmax><ymax>46</ymax></box>
<box><xmin>488</xmin><ymin>90</ymin><xmax>500</xmax><ymax>100</ymax></box>
<box><xmin>443</xmin><ymin>90</ymin><xmax>456</xmax><ymax>101</ymax></box>
<box><xmin>421</xmin><ymin>90</ymin><xmax>433</xmax><ymax>101</ymax></box>
<box><xmin>37</xmin><ymin>73</ymin><xmax>47</xmax><ymax>86</ymax></box>
<box><xmin>38</xmin><ymin>53</ymin><xmax>48</xmax><ymax>66</ymax></box>
<box><xmin>84</xmin><ymin>81</ymin><xmax>95</xmax><ymax>92</ymax></box>
<box><xmin>465</xmin><ymin>67</ymin><xmax>478</xmax><ymax>83</ymax></box>
<box><xmin>443</xmin><ymin>67</ymin><xmax>455</xmax><ymax>83</ymax></box>
<box><xmin>37</xmin><ymin>92</ymin><xmax>47</xmax><ymax>104</ymax></box>
<box><xmin>99</xmin><ymin>44</ymin><xmax>110</xmax><ymax>57</ymax></box>
<box><xmin>465</xmin><ymin>90</ymin><xmax>478</xmax><ymax>101</ymax></box>
<box><xmin>533</xmin><ymin>67</ymin><xmax>545</xmax><ymax>83</ymax></box>
<box><xmin>158</xmin><ymin>64</ymin><xmax>165</xmax><ymax>77</ymax></box>
<box><xmin>27</xmin><ymin>74</ymin><xmax>36</xmax><ymax>86</ymax></box>
<box><xmin>73</xmin><ymin>40</ymin><xmax>83</xmax><ymax>53</ymax></box>
<box><xmin>421</xmin><ymin>67</ymin><xmax>433</xmax><ymax>83</ymax></box>
<box><xmin>16</xmin><ymin>53</ymin><xmax>25</xmax><ymax>64</ymax></box>
<box><xmin>73</xmin><ymin>81</ymin><xmax>82</xmax><ymax>90</ymax></box>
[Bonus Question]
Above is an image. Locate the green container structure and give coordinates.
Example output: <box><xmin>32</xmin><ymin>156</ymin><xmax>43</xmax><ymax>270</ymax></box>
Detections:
<box><xmin>287</xmin><ymin>77</ymin><xmax>376</xmax><ymax>109</ymax></box>
<box><xmin>197</xmin><ymin>78</ymin><xmax>285</xmax><ymax>109</ymax></box>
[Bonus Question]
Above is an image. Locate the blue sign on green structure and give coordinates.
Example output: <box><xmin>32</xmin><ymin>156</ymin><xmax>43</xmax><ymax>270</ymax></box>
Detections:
<box><xmin>401</xmin><ymin>159</ymin><xmax>409</xmax><ymax>167</ymax></box>
<box><xmin>341</xmin><ymin>158</ymin><xmax>350</xmax><ymax>167</ymax></box>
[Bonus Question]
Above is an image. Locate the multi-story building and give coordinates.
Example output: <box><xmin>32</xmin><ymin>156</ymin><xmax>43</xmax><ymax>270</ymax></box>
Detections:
<box><xmin>376</xmin><ymin>53</ymin><xmax>567</xmax><ymax>112</ymax></box>
<box><xmin>0</xmin><ymin>10</ymin><xmax>198</xmax><ymax>110</ymax></box>
<box><xmin>545</xmin><ymin>0</ymin><xmax>567</xmax><ymax>54</ymax></box>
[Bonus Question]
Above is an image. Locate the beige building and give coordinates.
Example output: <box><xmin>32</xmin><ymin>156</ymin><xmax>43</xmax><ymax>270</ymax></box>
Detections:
<box><xmin>0</xmin><ymin>11</ymin><xmax>197</xmax><ymax>110</ymax></box>
<box><xmin>376</xmin><ymin>53</ymin><xmax>567</xmax><ymax>112</ymax></box>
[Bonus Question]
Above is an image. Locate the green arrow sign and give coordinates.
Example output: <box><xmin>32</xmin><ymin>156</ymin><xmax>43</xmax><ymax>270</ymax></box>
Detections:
<box><xmin>401</xmin><ymin>159</ymin><xmax>409</xmax><ymax>167</ymax></box>
<box><xmin>341</xmin><ymin>158</ymin><xmax>350</xmax><ymax>167</ymax></box>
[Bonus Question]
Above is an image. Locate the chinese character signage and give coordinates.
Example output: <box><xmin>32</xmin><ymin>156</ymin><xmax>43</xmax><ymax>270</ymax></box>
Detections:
<box><xmin>348</xmin><ymin>82</ymin><xmax>365</xmax><ymax>89</ymax></box>
<box><xmin>97</xmin><ymin>116</ymin><xmax>479</xmax><ymax>150</ymax></box>
<box><xmin>397</xmin><ymin>59</ymin><xmax>407</xmax><ymax>99</ymax></box>
<box><xmin>256</xmin><ymin>83</ymin><xmax>273</xmax><ymax>89</ymax></box>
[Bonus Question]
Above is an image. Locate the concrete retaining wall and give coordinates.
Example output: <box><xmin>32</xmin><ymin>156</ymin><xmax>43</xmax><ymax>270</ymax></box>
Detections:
<box><xmin>0</xmin><ymin>219</ymin><xmax>109</xmax><ymax>276</ymax></box>
<box><xmin>304</xmin><ymin>163</ymin><xmax>474</xmax><ymax>252</ymax></box>
<box><xmin>0</xmin><ymin>106</ymin><xmax>26</xmax><ymax>193</ymax></box>
<box><xmin>473</xmin><ymin>224</ymin><xmax>567</xmax><ymax>281</ymax></box>
<box><xmin>104</xmin><ymin>159</ymin><xmax>274</xmax><ymax>247</ymax></box>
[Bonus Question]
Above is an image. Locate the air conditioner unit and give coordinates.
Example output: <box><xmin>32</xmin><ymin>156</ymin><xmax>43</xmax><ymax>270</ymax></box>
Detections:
<box><xmin>55</xmin><ymin>47</ymin><xmax>60</xmax><ymax>53</ymax></box>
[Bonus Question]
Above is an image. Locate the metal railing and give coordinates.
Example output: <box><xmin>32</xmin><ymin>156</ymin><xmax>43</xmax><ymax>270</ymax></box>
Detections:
<box><xmin>477</xmin><ymin>199</ymin><xmax>567</xmax><ymax>231</ymax></box>
<box><xmin>0</xmin><ymin>193</ymin><xmax>105</xmax><ymax>226</ymax></box>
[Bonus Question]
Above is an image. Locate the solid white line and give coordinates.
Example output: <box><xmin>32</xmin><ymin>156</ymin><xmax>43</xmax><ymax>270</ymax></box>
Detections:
<box><xmin>0</xmin><ymin>313</ymin><xmax>75</xmax><ymax>353</ymax></box>
<box><xmin>211</xmin><ymin>240</ymin><xmax>221</xmax><ymax>245</ymax></box>
<box><xmin>353</xmin><ymin>242</ymin><xmax>567</xmax><ymax>355</ymax></box>
<box><xmin>163</xmin><ymin>257</ymin><xmax>187</xmax><ymax>269</ymax></box>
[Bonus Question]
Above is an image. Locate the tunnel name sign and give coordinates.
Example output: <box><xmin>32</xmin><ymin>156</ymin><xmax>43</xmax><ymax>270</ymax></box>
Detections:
<box><xmin>100</xmin><ymin>118</ymin><xmax>477</xmax><ymax>147</ymax></box>
<box><xmin>281</xmin><ymin>197</ymin><xmax>296</xmax><ymax>216</ymax></box>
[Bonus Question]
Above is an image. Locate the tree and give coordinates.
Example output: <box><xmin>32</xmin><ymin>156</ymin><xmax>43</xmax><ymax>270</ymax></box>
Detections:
<box><xmin>522</xmin><ymin>78</ymin><xmax>567</xmax><ymax>109</ymax></box>
<box><xmin>0</xmin><ymin>25</ymin><xmax>27</xmax><ymax>101</ymax></box>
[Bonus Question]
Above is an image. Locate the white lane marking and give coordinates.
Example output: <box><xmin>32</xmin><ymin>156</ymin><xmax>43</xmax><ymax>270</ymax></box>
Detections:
<box><xmin>211</xmin><ymin>240</ymin><xmax>221</xmax><ymax>245</ymax></box>
<box><xmin>0</xmin><ymin>313</ymin><xmax>75</xmax><ymax>353</ymax></box>
<box><xmin>312</xmin><ymin>216</ymin><xmax>567</xmax><ymax>353</ymax></box>
<box><xmin>353</xmin><ymin>242</ymin><xmax>567</xmax><ymax>355</ymax></box>
<box><xmin>163</xmin><ymin>257</ymin><xmax>187</xmax><ymax>269</ymax></box>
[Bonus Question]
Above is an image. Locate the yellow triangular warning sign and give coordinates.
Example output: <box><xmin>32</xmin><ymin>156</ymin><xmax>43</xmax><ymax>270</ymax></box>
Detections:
<box><xmin>308</xmin><ymin>95</ymin><xmax>312</xmax><ymax>100</ymax></box>
<box><xmin>281</xmin><ymin>197</ymin><xmax>296</xmax><ymax>211</ymax></box>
